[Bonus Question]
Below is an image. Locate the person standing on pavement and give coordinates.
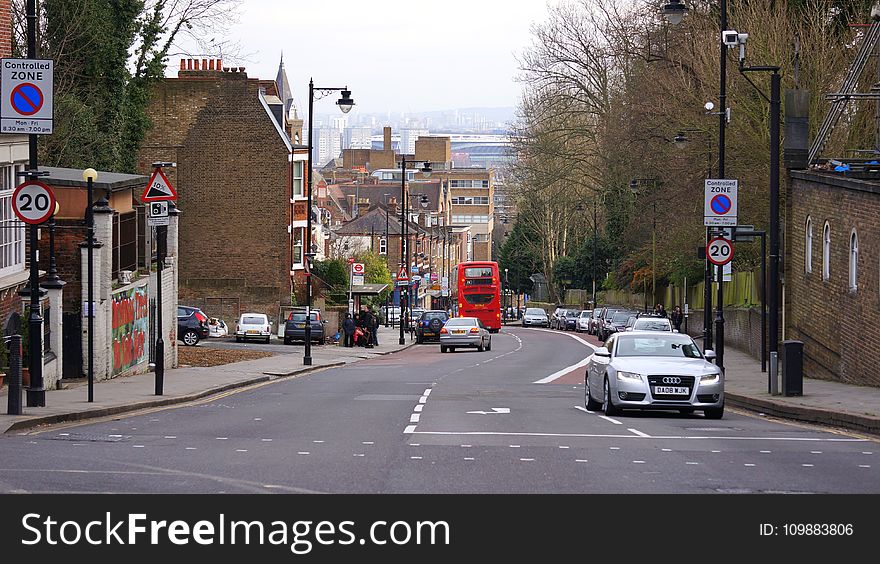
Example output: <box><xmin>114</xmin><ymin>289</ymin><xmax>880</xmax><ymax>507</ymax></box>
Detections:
<box><xmin>655</xmin><ymin>303</ymin><xmax>667</xmax><ymax>318</ymax></box>
<box><xmin>342</xmin><ymin>313</ymin><xmax>355</xmax><ymax>347</ymax></box>
<box><xmin>671</xmin><ymin>305</ymin><xmax>683</xmax><ymax>333</ymax></box>
<box><xmin>368</xmin><ymin>305</ymin><xmax>380</xmax><ymax>346</ymax></box>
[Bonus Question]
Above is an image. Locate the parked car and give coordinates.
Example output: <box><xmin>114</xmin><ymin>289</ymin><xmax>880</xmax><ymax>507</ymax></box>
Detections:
<box><xmin>208</xmin><ymin>317</ymin><xmax>228</xmax><ymax>338</ymax></box>
<box><xmin>584</xmin><ymin>331</ymin><xmax>723</xmax><ymax>418</ymax></box>
<box><xmin>623</xmin><ymin>315</ymin><xmax>638</xmax><ymax>332</ymax></box>
<box><xmin>385</xmin><ymin>306</ymin><xmax>401</xmax><ymax>326</ymax></box>
<box><xmin>631</xmin><ymin>316</ymin><xmax>674</xmax><ymax>332</ymax></box>
<box><xmin>177</xmin><ymin>305</ymin><xmax>210</xmax><ymax>346</ymax></box>
<box><xmin>235</xmin><ymin>313</ymin><xmax>272</xmax><ymax>343</ymax></box>
<box><xmin>522</xmin><ymin>307</ymin><xmax>549</xmax><ymax>327</ymax></box>
<box><xmin>439</xmin><ymin>316</ymin><xmax>492</xmax><ymax>353</ymax></box>
<box><xmin>588</xmin><ymin>308</ymin><xmax>604</xmax><ymax>335</ymax></box>
<box><xmin>602</xmin><ymin>310</ymin><xmax>637</xmax><ymax>340</ymax></box>
<box><xmin>284</xmin><ymin>309</ymin><xmax>325</xmax><ymax>345</ymax></box>
<box><xmin>559</xmin><ymin>309</ymin><xmax>578</xmax><ymax>331</ymax></box>
<box><xmin>596</xmin><ymin>308</ymin><xmax>621</xmax><ymax>341</ymax></box>
<box><xmin>409</xmin><ymin>307</ymin><xmax>426</xmax><ymax>325</ymax></box>
<box><xmin>416</xmin><ymin>310</ymin><xmax>450</xmax><ymax>343</ymax></box>
<box><xmin>576</xmin><ymin>310</ymin><xmax>593</xmax><ymax>332</ymax></box>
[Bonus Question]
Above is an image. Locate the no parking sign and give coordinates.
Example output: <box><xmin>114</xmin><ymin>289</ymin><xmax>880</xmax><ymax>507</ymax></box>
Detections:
<box><xmin>1</xmin><ymin>59</ymin><xmax>53</xmax><ymax>134</ymax></box>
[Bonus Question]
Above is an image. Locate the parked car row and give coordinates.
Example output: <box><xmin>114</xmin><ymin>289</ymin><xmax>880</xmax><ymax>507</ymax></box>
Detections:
<box><xmin>176</xmin><ymin>305</ymin><xmax>329</xmax><ymax>347</ymax></box>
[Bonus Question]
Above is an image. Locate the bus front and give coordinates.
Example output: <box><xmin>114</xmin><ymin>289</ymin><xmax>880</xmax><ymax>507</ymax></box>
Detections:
<box><xmin>456</xmin><ymin>262</ymin><xmax>502</xmax><ymax>332</ymax></box>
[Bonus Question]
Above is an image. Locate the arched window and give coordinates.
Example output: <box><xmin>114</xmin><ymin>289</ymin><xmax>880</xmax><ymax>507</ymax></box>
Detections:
<box><xmin>849</xmin><ymin>229</ymin><xmax>859</xmax><ymax>290</ymax></box>
<box><xmin>822</xmin><ymin>222</ymin><xmax>831</xmax><ymax>280</ymax></box>
<box><xmin>804</xmin><ymin>216</ymin><xmax>813</xmax><ymax>274</ymax></box>
<box><xmin>379</xmin><ymin>237</ymin><xmax>387</xmax><ymax>256</ymax></box>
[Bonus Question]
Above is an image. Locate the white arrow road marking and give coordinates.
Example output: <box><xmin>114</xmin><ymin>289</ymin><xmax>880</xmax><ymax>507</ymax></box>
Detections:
<box><xmin>467</xmin><ymin>407</ymin><xmax>510</xmax><ymax>415</ymax></box>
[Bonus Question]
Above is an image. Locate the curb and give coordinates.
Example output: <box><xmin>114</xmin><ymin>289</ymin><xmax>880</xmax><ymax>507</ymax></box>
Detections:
<box><xmin>264</xmin><ymin>361</ymin><xmax>346</xmax><ymax>377</ymax></box>
<box><xmin>726</xmin><ymin>392</ymin><xmax>880</xmax><ymax>437</ymax></box>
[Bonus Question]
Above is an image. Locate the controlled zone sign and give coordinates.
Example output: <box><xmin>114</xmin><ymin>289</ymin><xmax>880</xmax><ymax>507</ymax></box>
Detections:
<box><xmin>1</xmin><ymin>59</ymin><xmax>54</xmax><ymax>134</ymax></box>
<box><xmin>704</xmin><ymin>179</ymin><xmax>738</xmax><ymax>226</ymax></box>
<box><xmin>706</xmin><ymin>236</ymin><xmax>734</xmax><ymax>266</ymax></box>
<box><xmin>142</xmin><ymin>168</ymin><xmax>178</xmax><ymax>202</ymax></box>
<box><xmin>12</xmin><ymin>180</ymin><xmax>56</xmax><ymax>224</ymax></box>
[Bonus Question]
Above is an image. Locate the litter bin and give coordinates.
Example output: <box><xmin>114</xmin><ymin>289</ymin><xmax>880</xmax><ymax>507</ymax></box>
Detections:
<box><xmin>781</xmin><ymin>340</ymin><xmax>804</xmax><ymax>397</ymax></box>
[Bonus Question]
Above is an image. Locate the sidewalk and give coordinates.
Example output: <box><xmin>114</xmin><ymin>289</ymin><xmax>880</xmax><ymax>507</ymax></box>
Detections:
<box><xmin>0</xmin><ymin>325</ymin><xmax>414</xmax><ymax>434</ymax></box>
<box><xmin>723</xmin><ymin>347</ymin><xmax>880</xmax><ymax>437</ymax></box>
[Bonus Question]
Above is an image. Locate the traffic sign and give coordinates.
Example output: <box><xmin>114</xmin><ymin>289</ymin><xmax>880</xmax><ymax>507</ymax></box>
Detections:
<box><xmin>352</xmin><ymin>274</ymin><xmax>365</xmax><ymax>286</ymax></box>
<box><xmin>412</xmin><ymin>275</ymin><xmax>422</xmax><ymax>282</ymax></box>
<box><xmin>352</xmin><ymin>262</ymin><xmax>365</xmax><ymax>275</ymax></box>
<box><xmin>706</xmin><ymin>237</ymin><xmax>734</xmax><ymax>266</ymax></box>
<box><xmin>733</xmin><ymin>225</ymin><xmax>756</xmax><ymax>242</ymax></box>
<box><xmin>430</xmin><ymin>273</ymin><xmax>438</xmax><ymax>282</ymax></box>
<box><xmin>142</xmin><ymin>168</ymin><xmax>178</xmax><ymax>201</ymax></box>
<box><xmin>1</xmin><ymin>59</ymin><xmax>54</xmax><ymax>134</ymax></box>
<box><xmin>397</xmin><ymin>266</ymin><xmax>409</xmax><ymax>282</ymax></box>
<box><xmin>704</xmin><ymin>179</ymin><xmax>738</xmax><ymax>226</ymax></box>
<box><xmin>348</xmin><ymin>257</ymin><xmax>355</xmax><ymax>264</ymax></box>
<box><xmin>12</xmin><ymin>180</ymin><xmax>55</xmax><ymax>224</ymax></box>
<box><xmin>148</xmin><ymin>200</ymin><xmax>170</xmax><ymax>226</ymax></box>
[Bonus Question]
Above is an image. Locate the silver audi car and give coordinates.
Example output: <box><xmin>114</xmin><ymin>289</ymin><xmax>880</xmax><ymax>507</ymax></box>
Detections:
<box><xmin>584</xmin><ymin>331</ymin><xmax>724</xmax><ymax>418</ymax></box>
<box><xmin>440</xmin><ymin>317</ymin><xmax>492</xmax><ymax>353</ymax></box>
<box><xmin>522</xmin><ymin>307</ymin><xmax>549</xmax><ymax>327</ymax></box>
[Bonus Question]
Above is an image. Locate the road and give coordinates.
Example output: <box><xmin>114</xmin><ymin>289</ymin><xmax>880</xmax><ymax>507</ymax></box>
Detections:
<box><xmin>0</xmin><ymin>327</ymin><xmax>876</xmax><ymax>493</ymax></box>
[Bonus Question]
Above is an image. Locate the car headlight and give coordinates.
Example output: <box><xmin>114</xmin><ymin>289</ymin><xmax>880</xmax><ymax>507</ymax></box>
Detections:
<box><xmin>616</xmin><ymin>371</ymin><xmax>642</xmax><ymax>382</ymax></box>
<box><xmin>700</xmin><ymin>372</ymin><xmax>721</xmax><ymax>384</ymax></box>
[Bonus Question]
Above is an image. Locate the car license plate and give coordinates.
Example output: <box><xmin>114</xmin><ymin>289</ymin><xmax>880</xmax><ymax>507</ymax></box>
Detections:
<box><xmin>452</xmin><ymin>330</ymin><xmax>466</xmax><ymax>334</ymax></box>
<box><xmin>654</xmin><ymin>386</ymin><xmax>689</xmax><ymax>395</ymax></box>
<box><xmin>247</xmin><ymin>330</ymin><xmax>258</xmax><ymax>334</ymax></box>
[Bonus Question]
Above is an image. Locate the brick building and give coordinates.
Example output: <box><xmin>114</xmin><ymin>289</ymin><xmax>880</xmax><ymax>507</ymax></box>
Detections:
<box><xmin>139</xmin><ymin>58</ymin><xmax>302</xmax><ymax>324</ymax></box>
<box><xmin>785</xmin><ymin>170</ymin><xmax>880</xmax><ymax>387</ymax></box>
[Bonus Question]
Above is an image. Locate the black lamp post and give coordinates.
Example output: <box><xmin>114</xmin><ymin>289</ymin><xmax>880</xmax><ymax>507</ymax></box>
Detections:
<box><xmin>306</xmin><ymin>79</ymin><xmax>354</xmax><ymax>365</ymax></box>
<box><xmin>398</xmin><ymin>158</ymin><xmax>432</xmax><ymax>345</ymax></box>
<box><xmin>383</xmin><ymin>193</ymin><xmax>391</xmax><ymax>326</ymax></box>
<box><xmin>83</xmin><ymin>168</ymin><xmax>97</xmax><ymax>402</ymax></box>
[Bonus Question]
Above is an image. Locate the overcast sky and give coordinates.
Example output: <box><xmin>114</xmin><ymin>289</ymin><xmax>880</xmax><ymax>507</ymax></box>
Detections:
<box><xmin>174</xmin><ymin>0</ymin><xmax>554</xmax><ymax>115</ymax></box>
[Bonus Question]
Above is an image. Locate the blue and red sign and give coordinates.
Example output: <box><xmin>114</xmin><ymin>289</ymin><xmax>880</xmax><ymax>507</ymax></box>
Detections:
<box><xmin>710</xmin><ymin>194</ymin><xmax>732</xmax><ymax>215</ymax></box>
<box><xmin>10</xmin><ymin>83</ymin><xmax>43</xmax><ymax>116</ymax></box>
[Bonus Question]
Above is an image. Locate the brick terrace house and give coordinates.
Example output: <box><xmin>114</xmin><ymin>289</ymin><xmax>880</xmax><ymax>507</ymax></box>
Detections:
<box><xmin>785</xmin><ymin>169</ymin><xmax>880</xmax><ymax>387</ymax></box>
<box><xmin>139</xmin><ymin>58</ymin><xmax>306</xmax><ymax>324</ymax></box>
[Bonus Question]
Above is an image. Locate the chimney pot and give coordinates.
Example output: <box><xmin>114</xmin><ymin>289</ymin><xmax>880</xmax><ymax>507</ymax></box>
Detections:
<box><xmin>180</xmin><ymin>59</ymin><xmax>186</xmax><ymax>71</ymax></box>
<box><xmin>202</xmin><ymin>58</ymin><xmax>208</xmax><ymax>70</ymax></box>
<box><xmin>208</xmin><ymin>59</ymin><xmax>214</xmax><ymax>70</ymax></box>
<box><xmin>216</xmin><ymin>59</ymin><xmax>223</xmax><ymax>70</ymax></box>
<box><xmin>193</xmin><ymin>59</ymin><xmax>200</xmax><ymax>70</ymax></box>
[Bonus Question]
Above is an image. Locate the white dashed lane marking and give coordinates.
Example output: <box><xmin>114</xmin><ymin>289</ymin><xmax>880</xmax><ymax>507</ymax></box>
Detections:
<box><xmin>599</xmin><ymin>416</ymin><xmax>622</xmax><ymax>425</ymax></box>
<box><xmin>520</xmin><ymin>458</ymin><xmax>535</xmax><ymax>462</ymax></box>
<box><xmin>464</xmin><ymin>457</ymin><xmax>475</xmax><ymax>461</ymax></box>
<box><xmin>628</xmin><ymin>428</ymin><xmax>650</xmax><ymax>437</ymax></box>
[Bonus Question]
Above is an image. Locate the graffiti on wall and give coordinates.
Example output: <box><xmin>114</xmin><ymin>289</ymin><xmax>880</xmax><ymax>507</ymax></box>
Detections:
<box><xmin>112</xmin><ymin>285</ymin><xmax>149</xmax><ymax>374</ymax></box>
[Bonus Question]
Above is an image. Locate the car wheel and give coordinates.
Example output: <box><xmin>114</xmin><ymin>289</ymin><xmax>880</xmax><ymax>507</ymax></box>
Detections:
<box><xmin>585</xmin><ymin>374</ymin><xmax>602</xmax><ymax>411</ymax></box>
<box><xmin>486</xmin><ymin>337</ymin><xmax>492</xmax><ymax>351</ymax></box>
<box><xmin>704</xmin><ymin>404</ymin><xmax>724</xmax><ymax>419</ymax></box>
<box><xmin>449</xmin><ymin>347</ymin><xmax>456</xmax><ymax>352</ymax></box>
<box><xmin>318</xmin><ymin>337</ymin><xmax>326</xmax><ymax>345</ymax></box>
<box><xmin>441</xmin><ymin>345</ymin><xmax>447</xmax><ymax>353</ymax></box>
<box><xmin>603</xmin><ymin>378</ymin><xmax>621</xmax><ymax>416</ymax></box>
<box><xmin>182</xmin><ymin>330</ymin><xmax>200</xmax><ymax>346</ymax></box>
<box><xmin>284</xmin><ymin>337</ymin><xmax>291</xmax><ymax>345</ymax></box>
<box><xmin>477</xmin><ymin>340</ymin><xmax>485</xmax><ymax>352</ymax></box>
<box><xmin>265</xmin><ymin>336</ymin><xmax>271</xmax><ymax>344</ymax></box>
<box><xmin>416</xmin><ymin>334</ymin><xmax>423</xmax><ymax>344</ymax></box>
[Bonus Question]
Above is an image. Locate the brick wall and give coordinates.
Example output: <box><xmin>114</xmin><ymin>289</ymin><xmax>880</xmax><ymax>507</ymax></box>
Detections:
<box><xmin>0</xmin><ymin>0</ymin><xmax>11</xmax><ymax>58</ymax></box>
<box><xmin>139</xmin><ymin>65</ymin><xmax>292</xmax><ymax>320</ymax></box>
<box><xmin>784</xmin><ymin>171</ymin><xmax>880</xmax><ymax>387</ymax></box>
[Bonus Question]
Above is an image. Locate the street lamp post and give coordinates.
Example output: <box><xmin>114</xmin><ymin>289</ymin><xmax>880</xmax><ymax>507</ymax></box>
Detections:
<box><xmin>306</xmin><ymin>79</ymin><xmax>354</xmax><ymax>365</ymax></box>
<box><xmin>83</xmin><ymin>168</ymin><xmax>97</xmax><ymax>402</ymax></box>
<box><xmin>383</xmin><ymin>193</ymin><xmax>391</xmax><ymax>327</ymax></box>
<box><xmin>398</xmin><ymin>158</ymin><xmax>432</xmax><ymax>345</ymax></box>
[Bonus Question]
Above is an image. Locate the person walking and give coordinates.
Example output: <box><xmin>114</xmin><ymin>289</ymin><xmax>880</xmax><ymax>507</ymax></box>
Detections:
<box><xmin>671</xmin><ymin>305</ymin><xmax>683</xmax><ymax>333</ymax></box>
<box><xmin>655</xmin><ymin>303</ymin><xmax>667</xmax><ymax>318</ymax></box>
<box><xmin>342</xmin><ymin>313</ymin><xmax>355</xmax><ymax>347</ymax></box>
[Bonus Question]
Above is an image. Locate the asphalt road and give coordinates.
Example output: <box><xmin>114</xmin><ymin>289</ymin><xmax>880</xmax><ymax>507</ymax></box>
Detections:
<box><xmin>1</xmin><ymin>327</ymin><xmax>877</xmax><ymax>493</ymax></box>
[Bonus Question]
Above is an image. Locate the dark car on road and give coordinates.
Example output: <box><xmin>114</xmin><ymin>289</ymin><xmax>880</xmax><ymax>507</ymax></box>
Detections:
<box><xmin>177</xmin><ymin>305</ymin><xmax>210</xmax><ymax>346</ymax></box>
<box><xmin>562</xmin><ymin>309</ymin><xmax>580</xmax><ymax>331</ymax></box>
<box><xmin>601</xmin><ymin>310</ymin><xmax>637</xmax><ymax>341</ymax></box>
<box><xmin>284</xmin><ymin>309</ymin><xmax>326</xmax><ymax>345</ymax></box>
<box><xmin>416</xmin><ymin>310</ymin><xmax>450</xmax><ymax>343</ymax></box>
<box><xmin>597</xmin><ymin>307</ymin><xmax>621</xmax><ymax>341</ymax></box>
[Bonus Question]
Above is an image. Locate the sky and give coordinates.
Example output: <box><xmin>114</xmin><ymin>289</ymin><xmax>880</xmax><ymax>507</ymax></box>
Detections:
<box><xmin>171</xmin><ymin>0</ymin><xmax>554</xmax><ymax>115</ymax></box>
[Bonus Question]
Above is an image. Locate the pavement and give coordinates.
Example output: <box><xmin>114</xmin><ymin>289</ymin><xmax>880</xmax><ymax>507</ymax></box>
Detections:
<box><xmin>1</xmin><ymin>324</ymin><xmax>879</xmax><ymax>438</ymax></box>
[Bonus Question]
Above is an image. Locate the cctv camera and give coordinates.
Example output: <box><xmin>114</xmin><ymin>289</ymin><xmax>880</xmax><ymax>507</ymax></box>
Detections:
<box><xmin>705</xmin><ymin>101</ymin><xmax>715</xmax><ymax>112</ymax></box>
<box><xmin>722</xmin><ymin>30</ymin><xmax>739</xmax><ymax>48</ymax></box>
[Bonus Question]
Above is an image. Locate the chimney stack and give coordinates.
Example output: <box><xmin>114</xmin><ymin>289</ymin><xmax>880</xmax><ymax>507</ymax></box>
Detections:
<box><xmin>384</xmin><ymin>127</ymin><xmax>392</xmax><ymax>151</ymax></box>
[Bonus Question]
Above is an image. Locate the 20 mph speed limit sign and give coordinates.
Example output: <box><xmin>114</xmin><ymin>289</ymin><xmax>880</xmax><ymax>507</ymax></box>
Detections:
<box><xmin>12</xmin><ymin>180</ymin><xmax>56</xmax><ymax>224</ymax></box>
<box><xmin>706</xmin><ymin>237</ymin><xmax>734</xmax><ymax>266</ymax></box>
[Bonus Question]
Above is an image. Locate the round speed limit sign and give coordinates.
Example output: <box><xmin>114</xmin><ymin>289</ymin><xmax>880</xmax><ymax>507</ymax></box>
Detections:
<box><xmin>12</xmin><ymin>180</ymin><xmax>56</xmax><ymax>224</ymax></box>
<box><xmin>706</xmin><ymin>236</ymin><xmax>734</xmax><ymax>266</ymax></box>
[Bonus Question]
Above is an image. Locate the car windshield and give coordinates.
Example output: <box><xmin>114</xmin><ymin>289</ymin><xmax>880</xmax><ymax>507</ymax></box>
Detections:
<box><xmin>615</xmin><ymin>335</ymin><xmax>703</xmax><ymax>358</ymax></box>
<box><xmin>242</xmin><ymin>316</ymin><xmax>266</xmax><ymax>325</ymax></box>
<box><xmin>611</xmin><ymin>312</ymin><xmax>632</xmax><ymax>323</ymax></box>
<box><xmin>446</xmin><ymin>318</ymin><xmax>477</xmax><ymax>326</ymax></box>
<box><xmin>423</xmin><ymin>312</ymin><xmax>447</xmax><ymax>321</ymax></box>
<box><xmin>603</xmin><ymin>309</ymin><xmax>619</xmax><ymax>320</ymax></box>
<box><xmin>633</xmin><ymin>319</ymin><xmax>671</xmax><ymax>331</ymax></box>
<box><xmin>464</xmin><ymin>267</ymin><xmax>493</xmax><ymax>278</ymax></box>
<box><xmin>525</xmin><ymin>308</ymin><xmax>544</xmax><ymax>315</ymax></box>
<box><xmin>290</xmin><ymin>313</ymin><xmax>317</xmax><ymax>322</ymax></box>
<box><xmin>580</xmin><ymin>311</ymin><xmax>591</xmax><ymax>318</ymax></box>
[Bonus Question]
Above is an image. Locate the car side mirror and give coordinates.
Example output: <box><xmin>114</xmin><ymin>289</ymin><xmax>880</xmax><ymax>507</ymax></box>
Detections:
<box><xmin>594</xmin><ymin>347</ymin><xmax>611</xmax><ymax>357</ymax></box>
<box><xmin>704</xmin><ymin>349</ymin><xmax>717</xmax><ymax>360</ymax></box>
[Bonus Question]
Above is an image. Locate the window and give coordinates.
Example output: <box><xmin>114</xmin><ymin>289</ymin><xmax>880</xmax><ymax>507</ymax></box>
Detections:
<box><xmin>804</xmin><ymin>216</ymin><xmax>812</xmax><ymax>274</ymax></box>
<box><xmin>822</xmin><ymin>222</ymin><xmax>831</xmax><ymax>280</ymax></box>
<box><xmin>379</xmin><ymin>237</ymin><xmax>387</xmax><ymax>255</ymax></box>
<box><xmin>451</xmin><ymin>215</ymin><xmax>489</xmax><ymax>224</ymax></box>
<box><xmin>849</xmin><ymin>229</ymin><xmax>858</xmax><ymax>291</ymax></box>
<box><xmin>292</xmin><ymin>161</ymin><xmax>303</xmax><ymax>197</ymax></box>
<box><xmin>293</xmin><ymin>227</ymin><xmax>304</xmax><ymax>266</ymax></box>
<box><xmin>451</xmin><ymin>196</ymin><xmax>489</xmax><ymax>205</ymax></box>
<box><xmin>449</xmin><ymin>179</ymin><xmax>489</xmax><ymax>189</ymax></box>
<box><xmin>0</xmin><ymin>164</ymin><xmax>25</xmax><ymax>278</ymax></box>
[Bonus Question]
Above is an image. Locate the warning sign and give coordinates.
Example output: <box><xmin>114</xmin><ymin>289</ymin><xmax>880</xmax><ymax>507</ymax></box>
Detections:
<box><xmin>142</xmin><ymin>168</ymin><xmax>178</xmax><ymax>202</ymax></box>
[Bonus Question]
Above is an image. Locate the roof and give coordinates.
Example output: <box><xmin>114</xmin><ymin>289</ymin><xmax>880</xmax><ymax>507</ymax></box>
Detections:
<box><xmin>333</xmin><ymin>205</ymin><xmax>420</xmax><ymax>236</ymax></box>
<box><xmin>350</xmin><ymin>283</ymin><xmax>389</xmax><ymax>295</ymax></box>
<box><xmin>38</xmin><ymin>167</ymin><xmax>148</xmax><ymax>191</ymax></box>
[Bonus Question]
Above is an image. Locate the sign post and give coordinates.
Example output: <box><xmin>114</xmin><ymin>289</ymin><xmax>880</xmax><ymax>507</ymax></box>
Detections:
<box><xmin>143</xmin><ymin>163</ymin><xmax>177</xmax><ymax>396</ymax></box>
<box><xmin>1</xmin><ymin>58</ymin><xmax>54</xmax><ymax>134</ymax></box>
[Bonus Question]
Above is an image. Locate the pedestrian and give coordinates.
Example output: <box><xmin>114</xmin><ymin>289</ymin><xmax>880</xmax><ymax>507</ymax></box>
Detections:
<box><xmin>342</xmin><ymin>313</ymin><xmax>355</xmax><ymax>347</ymax></box>
<box><xmin>368</xmin><ymin>305</ymin><xmax>380</xmax><ymax>346</ymax></box>
<box><xmin>671</xmin><ymin>305</ymin><xmax>683</xmax><ymax>333</ymax></box>
<box><xmin>655</xmin><ymin>303</ymin><xmax>667</xmax><ymax>318</ymax></box>
<box><xmin>357</xmin><ymin>308</ymin><xmax>372</xmax><ymax>348</ymax></box>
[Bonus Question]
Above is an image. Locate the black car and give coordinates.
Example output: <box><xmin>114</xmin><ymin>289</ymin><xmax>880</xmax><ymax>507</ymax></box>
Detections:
<box><xmin>562</xmin><ymin>309</ymin><xmax>580</xmax><ymax>331</ymax></box>
<box><xmin>284</xmin><ymin>309</ymin><xmax>326</xmax><ymax>345</ymax></box>
<box><xmin>177</xmin><ymin>305</ymin><xmax>210</xmax><ymax>346</ymax></box>
<box><xmin>416</xmin><ymin>310</ymin><xmax>449</xmax><ymax>343</ymax></box>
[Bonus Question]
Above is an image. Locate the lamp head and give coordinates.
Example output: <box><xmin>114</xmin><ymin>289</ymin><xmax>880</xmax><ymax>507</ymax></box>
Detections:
<box><xmin>673</xmin><ymin>132</ymin><xmax>688</xmax><ymax>149</ymax></box>
<box><xmin>420</xmin><ymin>161</ymin><xmax>432</xmax><ymax>178</ymax></box>
<box><xmin>82</xmin><ymin>168</ymin><xmax>98</xmax><ymax>182</ymax></box>
<box><xmin>704</xmin><ymin>101</ymin><xmax>715</xmax><ymax>112</ymax></box>
<box><xmin>661</xmin><ymin>0</ymin><xmax>688</xmax><ymax>26</ymax></box>
<box><xmin>629</xmin><ymin>179</ymin><xmax>639</xmax><ymax>193</ymax></box>
<box><xmin>337</xmin><ymin>88</ymin><xmax>355</xmax><ymax>114</ymax></box>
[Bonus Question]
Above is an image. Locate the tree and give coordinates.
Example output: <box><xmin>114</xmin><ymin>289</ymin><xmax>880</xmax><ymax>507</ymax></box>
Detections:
<box><xmin>312</xmin><ymin>259</ymin><xmax>348</xmax><ymax>305</ymax></box>
<box><xmin>13</xmin><ymin>0</ymin><xmax>241</xmax><ymax>172</ymax></box>
<box><xmin>354</xmin><ymin>251</ymin><xmax>393</xmax><ymax>306</ymax></box>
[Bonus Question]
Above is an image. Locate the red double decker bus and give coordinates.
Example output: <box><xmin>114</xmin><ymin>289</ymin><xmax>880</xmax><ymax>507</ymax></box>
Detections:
<box><xmin>451</xmin><ymin>261</ymin><xmax>502</xmax><ymax>332</ymax></box>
